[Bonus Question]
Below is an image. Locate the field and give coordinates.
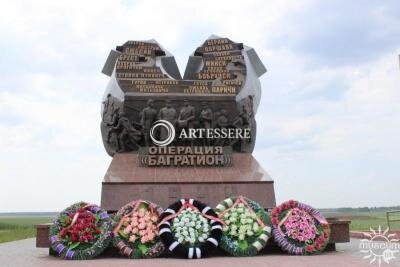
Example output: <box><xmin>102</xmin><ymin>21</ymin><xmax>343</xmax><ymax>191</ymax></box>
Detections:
<box><xmin>322</xmin><ymin>211</ymin><xmax>400</xmax><ymax>231</ymax></box>
<box><xmin>0</xmin><ymin>216</ymin><xmax>53</xmax><ymax>244</ymax></box>
<box><xmin>0</xmin><ymin>211</ymin><xmax>399</xmax><ymax>244</ymax></box>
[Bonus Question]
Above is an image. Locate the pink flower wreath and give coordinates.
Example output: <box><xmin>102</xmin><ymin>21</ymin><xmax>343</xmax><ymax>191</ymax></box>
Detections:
<box><xmin>112</xmin><ymin>200</ymin><xmax>165</xmax><ymax>258</ymax></box>
<box><xmin>271</xmin><ymin>200</ymin><xmax>330</xmax><ymax>255</ymax></box>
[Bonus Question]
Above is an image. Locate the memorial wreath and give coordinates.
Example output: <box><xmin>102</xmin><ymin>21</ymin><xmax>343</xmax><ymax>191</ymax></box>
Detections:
<box><xmin>112</xmin><ymin>200</ymin><xmax>165</xmax><ymax>258</ymax></box>
<box><xmin>215</xmin><ymin>196</ymin><xmax>272</xmax><ymax>256</ymax></box>
<box><xmin>158</xmin><ymin>199</ymin><xmax>223</xmax><ymax>259</ymax></box>
<box><xmin>271</xmin><ymin>200</ymin><xmax>330</xmax><ymax>255</ymax></box>
<box><xmin>49</xmin><ymin>202</ymin><xmax>112</xmax><ymax>260</ymax></box>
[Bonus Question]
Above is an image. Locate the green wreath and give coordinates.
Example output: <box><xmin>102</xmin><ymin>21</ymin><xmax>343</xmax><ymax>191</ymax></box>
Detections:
<box><xmin>49</xmin><ymin>202</ymin><xmax>112</xmax><ymax>260</ymax></box>
<box><xmin>215</xmin><ymin>196</ymin><xmax>272</xmax><ymax>256</ymax></box>
<box><xmin>112</xmin><ymin>200</ymin><xmax>165</xmax><ymax>258</ymax></box>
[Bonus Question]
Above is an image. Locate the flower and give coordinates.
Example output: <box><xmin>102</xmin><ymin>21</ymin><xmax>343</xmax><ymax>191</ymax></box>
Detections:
<box><xmin>253</xmin><ymin>222</ymin><xmax>259</xmax><ymax>231</ymax></box>
<box><xmin>129</xmin><ymin>235</ymin><xmax>137</xmax><ymax>242</ymax></box>
<box><xmin>171</xmin><ymin>208</ymin><xmax>211</xmax><ymax>245</ymax></box>
<box><xmin>118</xmin><ymin>203</ymin><xmax>160</xmax><ymax>246</ymax></box>
<box><xmin>272</xmin><ymin>201</ymin><xmax>330</xmax><ymax>255</ymax></box>
<box><xmin>282</xmin><ymin>208</ymin><xmax>317</xmax><ymax>242</ymax></box>
<box><xmin>222</xmin><ymin>202</ymin><xmax>263</xmax><ymax>243</ymax></box>
<box><xmin>306</xmin><ymin>245</ymin><xmax>314</xmax><ymax>253</ymax></box>
<box><xmin>148</xmin><ymin>232</ymin><xmax>155</xmax><ymax>240</ymax></box>
<box><xmin>123</xmin><ymin>227</ymin><xmax>130</xmax><ymax>235</ymax></box>
<box><xmin>59</xmin><ymin>210</ymin><xmax>102</xmax><ymax>247</ymax></box>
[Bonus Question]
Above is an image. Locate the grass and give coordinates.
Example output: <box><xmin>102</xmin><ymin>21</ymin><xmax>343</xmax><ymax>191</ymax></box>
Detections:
<box><xmin>0</xmin><ymin>216</ymin><xmax>53</xmax><ymax>244</ymax></box>
<box><xmin>323</xmin><ymin>211</ymin><xmax>400</xmax><ymax>231</ymax></box>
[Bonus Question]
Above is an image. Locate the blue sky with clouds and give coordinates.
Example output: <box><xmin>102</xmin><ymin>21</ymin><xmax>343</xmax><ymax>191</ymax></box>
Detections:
<box><xmin>0</xmin><ymin>0</ymin><xmax>399</xmax><ymax>211</ymax></box>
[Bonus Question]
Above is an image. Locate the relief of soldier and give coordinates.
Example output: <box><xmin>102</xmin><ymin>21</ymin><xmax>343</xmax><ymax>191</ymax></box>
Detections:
<box><xmin>177</xmin><ymin>99</ymin><xmax>196</xmax><ymax>146</ymax></box>
<box><xmin>101</xmin><ymin>97</ymin><xmax>253</xmax><ymax>152</ymax></box>
<box><xmin>140</xmin><ymin>99</ymin><xmax>157</xmax><ymax>146</ymax></box>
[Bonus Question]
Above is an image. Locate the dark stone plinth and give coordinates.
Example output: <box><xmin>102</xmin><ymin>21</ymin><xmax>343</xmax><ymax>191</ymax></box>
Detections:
<box><xmin>101</xmin><ymin>153</ymin><xmax>276</xmax><ymax>211</ymax></box>
<box><xmin>327</xmin><ymin>218</ymin><xmax>351</xmax><ymax>243</ymax></box>
<box><xmin>36</xmin><ymin>223</ymin><xmax>52</xmax><ymax>248</ymax></box>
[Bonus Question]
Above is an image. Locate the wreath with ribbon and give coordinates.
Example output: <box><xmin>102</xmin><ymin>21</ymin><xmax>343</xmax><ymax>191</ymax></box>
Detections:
<box><xmin>48</xmin><ymin>202</ymin><xmax>112</xmax><ymax>260</ymax></box>
<box><xmin>158</xmin><ymin>199</ymin><xmax>223</xmax><ymax>259</ymax></box>
<box><xmin>112</xmin><ymin>200</ymin><xmax>165</xmax><ymax>258</ymax></box>
<box><xmin>215</xmin><ymin>196</ymin><xmax>272</xmax><ymax>256</ymax></box>
<box><xmin>271</xmin><ymin>200</ymin><xmax>330</xmax><ymax>255</ymax></box>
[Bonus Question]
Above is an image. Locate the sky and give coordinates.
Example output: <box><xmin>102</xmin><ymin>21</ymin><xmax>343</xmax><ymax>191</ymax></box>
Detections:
<box><xmin>0</xmin><ymin>0</ymin><xmax>399</xmax><ymax>212</ymax></box>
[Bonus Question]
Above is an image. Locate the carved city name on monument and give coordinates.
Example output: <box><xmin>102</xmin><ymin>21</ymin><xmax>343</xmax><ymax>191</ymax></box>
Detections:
<box><xmin>113</xmin><ymin>38</ymin><xmax>245</xmax><ymax>95</ymax></box>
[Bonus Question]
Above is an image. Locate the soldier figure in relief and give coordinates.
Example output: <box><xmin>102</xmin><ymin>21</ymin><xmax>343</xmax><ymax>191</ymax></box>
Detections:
<box><xmin>231</xmin><ymin>111</ymin><xmax>249</xmax><ymax>151</ymax></box>
<box><xmin>158</xmin><ymin>100</ymin><xmax>177</xmax><ymax>142</ymax></box>
<box><xmin>105</xmin><ymin>106</ymin><xmax>120</xmax><ymax>143</ymax></box>
<box><xmin>178</xmin><ymin>99</ymin><xmax>196</xmax><ymax>128</ymax></box>
<box><xmin>199</xmin><ymin>102</ymin><xmax>213</xmax><ymax>145</ymax></box>
<box><xmin>112</xmin><ymin>112</ymin><xmax>141</xmax><ymax>151</ymax></box>
<box><xmin>140</xmin><ymin>99</ymin><xmax>157</xmax><ymax>146</ymax></box>
<box><xmin>214</xmin><ymin>109</ymin><xmax>229</xmax><ymax>146</ymax></box>
<box><xmin>178</xmin><ymin>99</ymin><xmax>196</xmax><ymax>145</ymax></box>
<box><xmin>102</xmin><ymin>94</ymin><xmax>114</xmax><ymax>121</ymax></box>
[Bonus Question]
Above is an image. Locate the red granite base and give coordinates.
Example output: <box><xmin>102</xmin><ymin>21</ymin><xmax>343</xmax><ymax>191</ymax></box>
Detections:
<box><xmin>100</xmin><ymin>153</ymin><xmax>276</xmax><ymax>211</ymax></box>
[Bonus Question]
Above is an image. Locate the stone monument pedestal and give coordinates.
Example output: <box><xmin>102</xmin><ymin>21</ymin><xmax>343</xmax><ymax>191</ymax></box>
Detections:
<box><xmin>101</xmin><ymin>153</ymin><xmax>276</xmax><ymax>211</ymax></box>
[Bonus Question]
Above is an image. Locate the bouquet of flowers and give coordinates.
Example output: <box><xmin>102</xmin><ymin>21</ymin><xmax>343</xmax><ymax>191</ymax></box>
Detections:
<box><xmin>215</xmin><ymin>196</ymin><xmax>271</xmax><ymax>256</ymax></box>
<box><xmin>172</xmin><ymin>208</ymin><xmax>210</xmax><ymax>245</ymax></box>
<box><xmin>158</xmin><ymin>199</ymin><xmax>223</xmax><ymax>259</ymax></box>
<box><xmin>271</xmin><ymin>200</ymin><xmax>330</xmax><ymax>255</ymax></box>
<box><xmin>112</xmin><ymin>200</ymin><xmax>165</xmax><ymax>258</ymax></box>
<box><xmin>49</xmin><ymin>202</ymin><xmax>112</xmax><ymax>260</ymax></box>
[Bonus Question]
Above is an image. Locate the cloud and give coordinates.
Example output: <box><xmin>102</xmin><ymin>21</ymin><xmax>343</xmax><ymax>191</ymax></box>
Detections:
<box><xmin>267</xmin><ymin>1</ymin><xmax>400</xmax><ymax>66</ymax></box>
<box><xmin>0</xmin><ymin>73</ymin><xmax>103</xmax><ymax>148</ymax></box>
<box><xmin>254</xmin><ymin>51</ymin><xmax>400</xmax><ymax>207</ymax></box>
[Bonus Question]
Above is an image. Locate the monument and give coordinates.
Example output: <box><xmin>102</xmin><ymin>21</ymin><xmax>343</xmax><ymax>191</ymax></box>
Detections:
<box><xmin>99</xmin><ymin>36</ymin><xmax>276</xmax><ymax>211</ymax></box>
<box><xmin>35</xmin><ymin>36</ymin><xmax>350</xmax><ymax>252</ymax></box>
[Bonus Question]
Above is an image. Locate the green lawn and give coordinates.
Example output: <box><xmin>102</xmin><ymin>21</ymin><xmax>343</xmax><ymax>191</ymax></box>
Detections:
<box><xmin>323</xmin><ymin>211</ymin><xmax>400</xmax><ymax>231</ymax></box>
<box><xmin>0</xmin><ymin>217</ymin><xmax>53</xmax><ymax>244</ymax></box>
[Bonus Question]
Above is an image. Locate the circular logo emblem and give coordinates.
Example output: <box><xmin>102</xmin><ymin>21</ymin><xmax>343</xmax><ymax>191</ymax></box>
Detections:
<box><xmin>150</xmin><ymin>120</ymin><xmax>175</xmax><ymax>146</ymax></box>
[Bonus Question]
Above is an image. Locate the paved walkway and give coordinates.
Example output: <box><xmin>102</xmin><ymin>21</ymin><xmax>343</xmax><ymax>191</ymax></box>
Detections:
<box><xmin>0</xmin><ymin>238</ymin><xmax>399</xmax><ymax>267</ymax></box>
